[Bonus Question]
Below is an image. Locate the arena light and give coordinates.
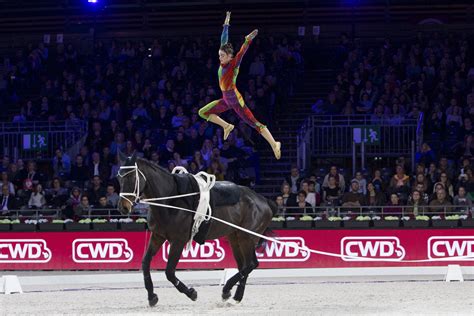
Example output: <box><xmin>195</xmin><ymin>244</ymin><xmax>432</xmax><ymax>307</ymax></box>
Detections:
<box><xmin>88</xmin><ymin>0</ymin><xmax>98</xmax><ymax>3</ymax></box>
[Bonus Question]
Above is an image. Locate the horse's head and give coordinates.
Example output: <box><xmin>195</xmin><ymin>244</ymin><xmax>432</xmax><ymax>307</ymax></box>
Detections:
<box><xmin>116</xmin><ymin>151</ymin><xmax>147</xmax><ymax>215</ymax></box>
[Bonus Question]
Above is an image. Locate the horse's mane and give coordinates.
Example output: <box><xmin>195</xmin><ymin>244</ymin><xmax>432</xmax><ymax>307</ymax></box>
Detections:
<box><xmin>137</xmin><ymin>157</ymin><xmax>170</xmax><ymax>175</ymax></box>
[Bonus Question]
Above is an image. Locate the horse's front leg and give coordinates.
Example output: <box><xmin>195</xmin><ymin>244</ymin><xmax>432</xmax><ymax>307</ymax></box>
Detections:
<box><xmin>166</xmin><ymin>241</ymin><xmax>198</xmax><ymax>301</ymax></box>
<box><xmin>142</xmin><ymin>233</ymin><xmax>165</xmax><ymax>307</ymax></box>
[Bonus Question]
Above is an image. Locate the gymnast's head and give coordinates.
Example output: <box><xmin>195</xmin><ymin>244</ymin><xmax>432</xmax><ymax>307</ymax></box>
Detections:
<box><xmin>219</xmin><ymin>43</ymin><xmax>234</xmax><ymax>65</ymax></box>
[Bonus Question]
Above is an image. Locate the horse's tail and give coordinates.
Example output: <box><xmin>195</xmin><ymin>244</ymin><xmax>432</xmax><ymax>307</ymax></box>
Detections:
<box><xmin>256</xmin><ymin>198</ymin><xmax>279</xmax><ymax>250</ymax></box>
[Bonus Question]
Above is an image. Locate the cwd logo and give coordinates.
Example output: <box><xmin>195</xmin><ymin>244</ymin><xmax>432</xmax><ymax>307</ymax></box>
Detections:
<box><xmin>428</xmin><ymin>237</ymin><xmax>474</xmax><ymax>261</ymax></box>
<box><xmin>72</xmin><ymin>239</ymin><xmax>133</xmax><ymax>263</ymax></box>
<box><xmin>341</xmin><ymin>237</ymin><xmax>406</xmax><ymax>261</ymax></box>
<box><xmin>0</xmin><ymin>239</ymin><xmax>52</xmax><ymax>263</ymax></box>
<box><xmin>256</xmin><ymin>237</ymin><xmax>310</xmax><ymax>262</ymax></box>
<box><xmin>162</xmin><ymin>240</ymin><xmax>225</xmax><ymax>263</ymax></box>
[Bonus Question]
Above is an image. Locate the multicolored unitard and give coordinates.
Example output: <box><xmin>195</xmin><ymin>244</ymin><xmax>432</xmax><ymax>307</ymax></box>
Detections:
<box><xmin>198</xmin><ymin>24</ymin><xmax>266</xmax><ymax>133</ymax></box>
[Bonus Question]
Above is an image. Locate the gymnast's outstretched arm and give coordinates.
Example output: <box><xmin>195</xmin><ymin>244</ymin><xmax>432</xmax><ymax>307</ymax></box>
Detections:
<box><xmin>221</xmin><ymin>11</ymin><xmax>231</xmax><ymax>46</ymax></box>
<box><xmin>234</xmin><ymin>29</ymin><xmax>258</xmax><ymax>66</ymax></box>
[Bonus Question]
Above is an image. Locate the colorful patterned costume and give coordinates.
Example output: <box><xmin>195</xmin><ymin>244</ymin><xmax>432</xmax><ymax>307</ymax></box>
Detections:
<box><xmin>198</xmin><ymin>25</ymin><xmax>266</xmax><ymax>133</ymax></box>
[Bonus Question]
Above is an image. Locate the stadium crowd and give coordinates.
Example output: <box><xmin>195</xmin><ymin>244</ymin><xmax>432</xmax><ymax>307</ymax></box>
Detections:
<box><xmin>280</xmin><ymin>31</ymin><xmax>473</xmax><ymax>218</ymax></box>
<box><xmin>0</xmin><ymin>33</ymin><xmax>303</xmax><ymax>219</ymax></box>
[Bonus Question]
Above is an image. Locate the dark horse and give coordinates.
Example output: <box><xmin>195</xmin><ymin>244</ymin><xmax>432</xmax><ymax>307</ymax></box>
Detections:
<box><xmin>117</xmin><ymin>152</ymin><xmax>277</xmax><ymax>306</ymax></box>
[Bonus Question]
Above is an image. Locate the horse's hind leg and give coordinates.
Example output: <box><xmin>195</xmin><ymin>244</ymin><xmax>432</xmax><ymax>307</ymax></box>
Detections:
<box><xmin>222</xmin><ymin>234</ymin><xmax>259</xmax><ymax>302</ymax></box>
<box><xmin>222</xmin><ymin>233</ymin><xmax>245</xmax><ymax>301</ymax></box>
<box><xmin>166</xmin><ymin>241</ymin><xmax>198</xmax><ymax>301</ymax></box>
<box><xmin>143</xmin><ymin>233</ymin><xmax>165</xmax><ymax>307</ymax></box>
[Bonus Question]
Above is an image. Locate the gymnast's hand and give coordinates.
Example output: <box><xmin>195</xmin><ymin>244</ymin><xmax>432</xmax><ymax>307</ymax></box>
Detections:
<box><xmin>224</xmin><ymin>11</ymin><xmax>231</xmax><ymax>25</ymax></box>
<box><xmin>246</xmin><ymin>29</ymin><xmax>258</xmax><ymax>41</ymax></box>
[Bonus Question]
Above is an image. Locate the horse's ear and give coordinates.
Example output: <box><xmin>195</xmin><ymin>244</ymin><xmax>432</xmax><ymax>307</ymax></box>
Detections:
<box><xmin>130</xmin><ymin>151</ymin><xmax>137</xmax><ymax>164</ymax></box>
<box><xmin>118</xmin><ymin>149</ymin><xmax>127</xmax><ymax>165</ymax></box>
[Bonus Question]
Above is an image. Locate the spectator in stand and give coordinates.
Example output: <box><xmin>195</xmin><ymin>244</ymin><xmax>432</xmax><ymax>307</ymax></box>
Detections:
<box><xmin>389</xmin><ymin>165</ymin><xmax>410</xmax><ymax>200</ymax></box>
<box><xmin>76</xmin><ymin>195</ymin><xmax>92</xmax><ymax>217</ymax></box>
<box><xmin>439</xmin><ymin>172</ymin><xmax>454</xmax><ymax>197</ymax></box>
<box><xmin>0</xmin><ymin>186</ymin><xmax>15</xmax><ymax>214</ymax></box>
<box><xmin>322</xmin><ymin>175</ymin><xmax>342</xmax><ymax>206</ymax></box>
<box><xmin>429</xmin><ymin>188</ymin><xmax>453</xmax><ymax>214</ymax></box>
<box><xmin>45</xmin><ymin>177</ymin><xmax>68</xmax><ymax>208</ymax></box>
<box><xmin>93</xmin><ymin>196</ymin><xmax>110</xmax><ymax>216</ymax></box>
<box><xmin>438</xmin><ymin>157</ymin><xmax>455</xmax><ymax>181</ymax></box>
<box><xmin>352</xmin><ymin>171</ymin><xmax>367</xmax><ymax>194</ymax></box>
<box><xmin>427</xmin><ymin>162</ymin><xmax>439</xmax><ymax>187</ymax></box>
<box><xmin>371</xmin><ymin>169</ymin><xmax>386</xmax><ymax>193</ymax></box>
<box><xmin>301</xmin><ymin>180</ymin><xmax>319</xmax><ymax>207</ymax></box>
<box><xmin>89</xmin><ymin>152</ymin><xmax>110</xmax><ymax>181</ymax></box>
<box><xmin>365</xmin><ymin>182</ymin><xmax>385</xmax><ymax>208</ymax></box>
<box><xmin>453</xmin><ymin>186</ymin><xmax>472</xmax><ymax>215</ymax></box>
<box><xmin>28</xmin><ymin>184</ymin><xmax>46</xmax><ymax>209</ymax></box>
<box><xmin>384</xmin><ymin>193</ymin><xmax>404</xmax><ymax>217</ymax></box>
<box><xmin>285</xmin><ymin>166</ymin><xmax>303</xmax><ymax>194</ymax></box>
<box><xmin>106</xmin><ymin>184</ymin><xmax>119</xmax><ymax>208</ymax></box>
<box><xmin>275</xmin><ymin>195</ymin><xmax>285</xmax><ymax>214</ymax></box>
<box><xmin>207</xmin><ymin>160</ymin><xmax>225</xmax><ymax>181</ymax></box>
<box><xmin>280</xmin><ymin>183</ymin><xmax>296</xmax><ymax>208</ymax></box>
<box><xmin>172</xmin><ymin>152</ymin><xmax>188</xmax><ymax>168</ymax></box>
<box><xmin>18</xmin><ymin>161</ymin><xmax>41</xmax><ymax>196</ymax></box>
<box><xmin>406</xmin><ymin>190</ymin><xmax>427</xmax><ymax>217</ymax></box>
<box><xmin>64</xmin><ymin>187</ymin><xmax>81</xmax><ymax>219</ymax></box>
<box><xmin>52</xmin><ymin>148</ymin><xmax>71</xmax><ymax>180</ymax></box>
<box><xmin>292</xmin><ymin>190</ymin><xmax>313</xmax><ymax>217</ymax></box>
<box><xmin>0</xmin><ymin>156</ymin><xmax>10</xmax><ymax>173</ymax></box>
<box><xmin>0</xmin><ymin>172</ymin><xmax>15</xmax><ymax>196</ymax></box>
<box><xmin>70</xmin><ymin>155</ymin><xmax>90</xmax><ymax>184</ymax></box>
<box><xmin>160</xmin><ymin>139</ymin><xmax>176</xmax><ymax>165</ymax></box>
<box><xmin>88</xmin><ymin>176</ymin><xmax>106</xmax><ymax>206</ymax></box>
<box><xmin>341</xmin><ymin>180</ymin><xmax>365</xmax><ymax>214</ymax></box>
<box><xmin>322</xmin><ymin>165</ymin><xmax>346</xmax><ymax>192</ymax></box>
<box><xmin>415</xmin><ymin>143</ymin><xmax>436</xmax><ymax>166</ymax></box>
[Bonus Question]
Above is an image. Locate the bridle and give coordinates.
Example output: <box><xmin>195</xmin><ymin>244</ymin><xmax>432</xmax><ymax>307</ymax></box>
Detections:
<box><xmin>117</xmin><ymin>163</ymin><xmax>147</xmax><ymax>206</ymax></box>
<box><xmin>117</xmin><ymin>163</ymin><xmax>205</xmax><ymax>212</ymax></box>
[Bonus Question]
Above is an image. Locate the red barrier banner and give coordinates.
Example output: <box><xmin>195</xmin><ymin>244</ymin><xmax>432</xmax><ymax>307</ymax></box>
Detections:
<box><xmin>0</xmin><ymin>229</ymin><xmax>473</xmax><ymax>270</ymax></box>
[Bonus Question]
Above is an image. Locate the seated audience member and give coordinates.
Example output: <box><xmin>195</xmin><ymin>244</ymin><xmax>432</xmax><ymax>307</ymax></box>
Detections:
<box><xmin>89</xmin><ymin>151</ymin><xmax>110</xmax><ymax>181</ymax></box>
<box><xmin>352</xmin><ymin>171</ymin><xmax>367</xmax><ymax>194</ymax></box>
<box><xmin>384</xmin><ymin>193</ymin><xmax>404</xmax><ymax>217</ymax></box>
<box><xmin>70</xmin><ymin>155</ymin><xmax>90</xmax><ymax>183</ymax></box>
<box><xmin>76</xmin><ymin>195</ymin><xmax>92</xmax><ymax>217</ymax></box>
<box><xmin>207</xmin><ymin>160</ymin><xmax>225</xmax><ymax>181</ymax></box>
<box><xmin>0</xmin><ymin>171</ymin><xmax>15</xmax><ymax>196</ymax></box>
<box><xmin>322</xmin><ymin>175</ymin><xmax>342</xmax><ymax>205</ymax></box>
<box><xmin>365</xmin><ymin>182</ymin><xmax>385</xmax><ymax>208</ymax></box>
<box><xmin>88</xmin><ymin>176</ymin><xmax>107</xmax><ymax>205</ymax></box>
<box><xmin>106</xmin><ymin>184</ymin><xmax>120</xmax><ymax>208</ymax></box>
<box><xmin>64</xmin><ymin>187</ymin><xmax>82</xmax><ymax>219</ymax></box>
<box><xmin>93</xmin><ymin>196</ymin><xmax>111</xmax><ymax>216</ymax></box>
<box><xmin>301</xmin><ymin>180</ymin><xmax>320</xmax><ymax>207</ymax></box>
<box><xmin>341</xmin><ymin>180</ymin><xmax>365</xmax><ymax>216</ymax></box>
<box><xmin>438</xmin><ymin>172</ymin><xmax>454</xmax><ymax>197</ymax></box>
<box><xmin>275</xmin><ymin>195</ymin><xmax>286</xmax><ymax>214</ymax></box>
<box><xmin>285</xmin><ymin>166</ymin><xmax>303</xmax><ymax>194</ymax></box>
<box><xmin>453</xmin><ymin>186</ymin><xmax>472</xmax><ymax>215</ymax></box>
<box><xmin>287</xmin><ymin>190</ymin><xmax>312</xmax><ymax>217</ymax></box>
<box><xmin>0</xmin><ymin>186</ymin><xmax>16</xmax><ymax>215</ymax></box>
<box><xmin>389</xmin><ymin>165</ymin><xmax>410</xmax><ymax>200</ymax></box>
<box><xmin>371</xmin><ymin>169</ymin><xmax>386</xmax><ymax>193</ymax></box>
<box><xmin>46</xmin><ymin>177</ymin><xmax>69</xmax><ymax>208</ymax></box>
<box><xmin>322</xmin><ymin>165</ymin><xmax>346</xmax><ymax>192</ymax></box>
<box><xmin>429</xmin><ymin>189</ymin><xmax>453</xmax><ymax>215</ymax></box>
<box><xmin>281</xmin><ymin>183</ymin><xmax>297</xmax><ymax>207</ymax></box>
<box><xmin>406</xmin><ymin>190</ymin><xmax>427</xmax><ymax>217</ymax></box>
<box><xmin>413</xmin><ymin>182</ymin><xmax>430</xmax><ymax>204</ymax></box>
<box><xmin>28</xmin><ymin>184</ymin><xmax>46</xmax><ymax>209</ymax></box>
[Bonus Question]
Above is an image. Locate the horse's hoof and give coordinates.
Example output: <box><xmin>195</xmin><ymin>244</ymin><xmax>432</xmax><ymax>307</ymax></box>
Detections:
<box><xmin>187</xmin><ymin>288</ymin><xmax>198</xmax><ymax>301</ymax></box>
<box><xmin>148</xmin><ymin>294</ymin><xmax>159</xmax><ymax>307</ymax></box>
<box><xmin>233</xmin><ymin>299</ymin><xmax>242</xmax><ymax>304</ymax></box>
<box><xmin>222</xmin><ymin>290</ymin><xmax>231</xmax><ymax>301</ymax></box>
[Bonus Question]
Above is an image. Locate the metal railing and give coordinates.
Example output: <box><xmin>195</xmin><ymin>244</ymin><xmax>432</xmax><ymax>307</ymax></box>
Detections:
<box><xmin>0</xmin><ymin>205</ymin><xmax>469</xmax><ymax>221</ymax></box>
<box><xmin>297</xmin><ymin>114</ymin><xmax>421</xmax><ymax>171</ymax></box>
<box><xmin>0</xmin><ymin>120</ymin><xmax>87</xmax><ymax>161</ymax></box>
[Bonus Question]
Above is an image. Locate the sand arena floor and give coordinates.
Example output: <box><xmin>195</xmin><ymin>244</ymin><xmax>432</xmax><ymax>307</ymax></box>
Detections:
<box><xmin>1</xmin><ymin>275</ymin><xmax>473</xmax><ymax>315</ymax></box>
